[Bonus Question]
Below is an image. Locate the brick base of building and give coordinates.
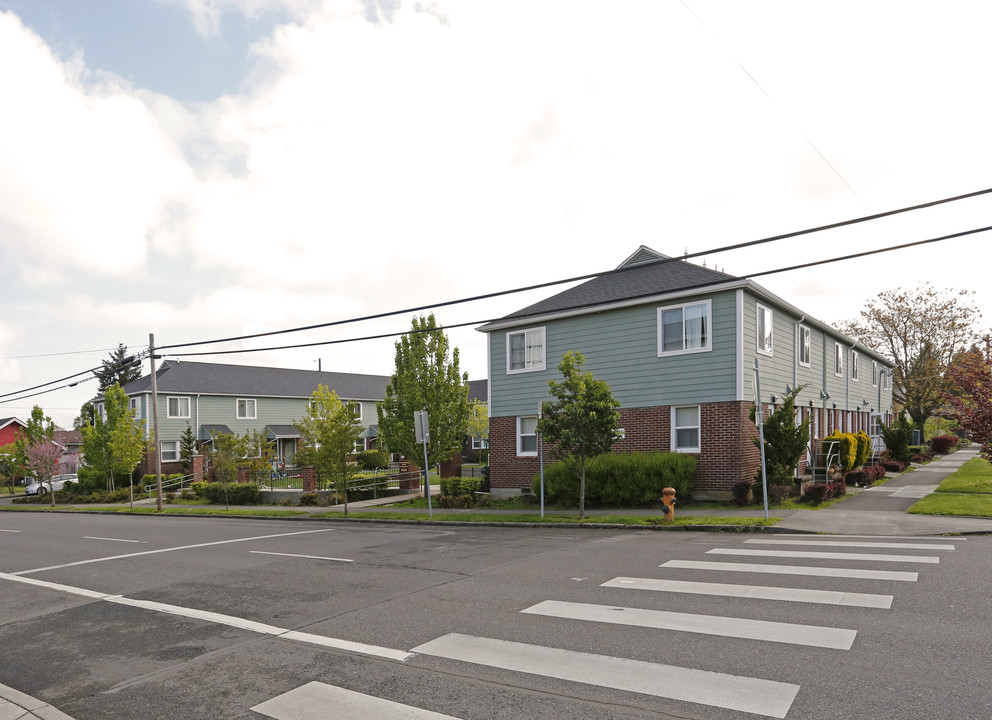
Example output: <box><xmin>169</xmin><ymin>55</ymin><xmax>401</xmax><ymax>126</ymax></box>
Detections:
<box><xmin>489</xmin><ymin>402</ymin><xmax>762</xmax><ymax>501</ymax></box>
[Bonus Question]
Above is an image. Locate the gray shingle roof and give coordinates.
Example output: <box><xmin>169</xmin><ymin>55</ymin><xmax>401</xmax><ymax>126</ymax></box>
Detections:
<box><xmin>481</xmin><ymin>246</ymin><xmax>737</xmax><ymax>329</ymax></box>
<box><xmin>121</xmin><ymin>361</ymin><xmax>392</xmax><ymax>400</ymax></box>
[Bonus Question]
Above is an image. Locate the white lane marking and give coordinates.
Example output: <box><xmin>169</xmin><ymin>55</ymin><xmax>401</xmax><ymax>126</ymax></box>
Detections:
<box><xmin>522</xmin><ymin>600</ymin><xmax>856</xmax><ymax>650</ymax></box>
<box><xmin>771</xmin><ymin>534</ymin><xmax>961</xmax><ymax>540</ymax></box>
<box><xmin>412</xmin><ymin>633</ymin><xmax>799</xmax><ymax>718</ymax></box>
<box><xmin>105</xmin><ymin>597</ymin><xmax>411</xmax><ymax>661</ymax></box>
<box><xmin>84</xmin><ymin>536</ymin><xmax>146</xmax><ymax>544</ymax></box>
<box><xmin>0</xmin><ymin>571</ymin><xmax>411</xmax><ymax>662</ymax></box>
<box><xmin>661</xmin><ymin>559</ymin><xmax>918</xmax><ymax>582</ymax></box>
<box><xmin>11</xmin><ymin>528</ymin><xmax>337</xmax><ymax>576</ymax></box>
<box><xmin>0</xmin><ymin>528</ymin><xmax>23</xmax><ymax>533</ymax></box>
<box><xmin>250</xmin><ymin>551</ymin><xmax>352</xmax><ymax>563</ymax></box>
<box><xmin>744</xmin><ymin>539</ymin><xmax>954</xmax><ymax>551</ymax></box>
<box><xmin>602</xmin><ymin>576</ymin><xmax>893</xmax><ymax>609</ymax></box>
<box><xmin>252</xmin><ymin>682</ymin><xmax>461</xmax><ymax>720</ymax></box>
<box><xmin>708</xmin><ymin>548</ymin><xmax>939</xmax><ymax>564</ymax></box>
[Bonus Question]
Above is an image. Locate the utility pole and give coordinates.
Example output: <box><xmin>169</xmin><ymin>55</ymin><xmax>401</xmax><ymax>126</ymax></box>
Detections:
<box><xmin>149</xmin><ymin>333</ymin><xmax>163</xmax><ymax>512</ymax></box>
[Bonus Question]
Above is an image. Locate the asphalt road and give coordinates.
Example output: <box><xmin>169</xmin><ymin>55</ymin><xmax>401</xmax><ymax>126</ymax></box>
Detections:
<box><xmin>1</xmin><ymin>513</ymin><xmax>990</xmax><ymax>719</ymax></box>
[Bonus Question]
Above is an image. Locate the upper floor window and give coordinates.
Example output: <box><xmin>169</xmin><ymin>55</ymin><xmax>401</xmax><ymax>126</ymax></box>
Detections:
<box><xmin>167</xmin><ymin>396</ymin><xmax>191</xmax><ymax>419</ymax></box>
<box><xmin>507</xmin><ymin>327</ymin><xmax>545</xmax><ymax>374</ymax></box>
<box><xmin>128</xmin><ymin>397</ymin><xmax>141</xmax><ymax>420</ymax></box>
<box><xmin>658</xmin><ymin>300</ymin><xmax>711</xmax><ymax>355</ymax></box>
<box><xmin>872</xmin><ymin>361</ymin><xmax>878</xmax><ymax>387</ymax></box>
<box><xmin>851</xmin><ymin>351</ymin><xmax>860</xmax><ymax>382</ymax></box>
<box><xmin>757</xmin><ymin>304</ymin><xmax>773</xmax><ymax>355</ymax></box>
<box><xmin>834</xmin><ymin>343</ymin><xmax>844</xmax><ymax>377</ymax></box>
<box><xmin>799</xmin><ymin>325</ymin><xmax>811</xmax><ymax>367</ymax></box>
<box><xmin>346</xmin><ymin>402</ymin><xmax>362</xmax><ymax>421</ymax></box>
<box><xmin>237</xmin><ymin>398</ymin><xmax>257</xmax><ymax>419</ymax></box>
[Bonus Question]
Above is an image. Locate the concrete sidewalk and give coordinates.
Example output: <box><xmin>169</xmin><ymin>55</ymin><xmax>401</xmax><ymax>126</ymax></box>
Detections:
<box><xmin>0</xmin><ymin>682</ymin><xmax>74</xmax><ymax>720</ymax></box>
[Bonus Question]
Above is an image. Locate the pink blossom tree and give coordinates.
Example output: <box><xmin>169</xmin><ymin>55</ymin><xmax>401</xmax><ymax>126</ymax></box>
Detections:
<box><xmin>25</xmin><ymin>440</ymin><xmax>63</xmax><ymax>507</ymax></box>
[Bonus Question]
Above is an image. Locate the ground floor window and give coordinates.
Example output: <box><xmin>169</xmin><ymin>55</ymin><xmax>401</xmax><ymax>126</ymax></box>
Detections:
<box><xmin>517</xmin><ymin>417</ymin><xmax>538</xmax><ymax>456</ymax></box>
<box><xmin>161</xmin><ymin>441</ymin><xmax>179</xmax><ymax>463</ymax></box>
<box><xmin>672</xmin><ymin>405</ymin><xmax>700</xmax><ymax>452</ymax></box>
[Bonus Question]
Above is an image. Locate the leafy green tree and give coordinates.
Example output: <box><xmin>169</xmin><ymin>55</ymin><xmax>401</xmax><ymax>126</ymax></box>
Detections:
<box><xmin>750</xmin><ymin>386</ymin><xmax>811</xmax><ymax>485</ymax></box>
<box><xmin>95</xmin><ymin>344</ymin><xmax>142</xmax><ymax>392</ymax></box>
<box><xmin>880</xmin><ymin>414</ymin><xmax>915</xmax><ymax>464</ymax></box>
<box><xmin>295</xmin><ymin>385</ymin><xmax>363</xmax><ymax>513</ymax></box>
<box><xmin>466</xmin><ymin>400</ymin><xmax>489</xmax><ymax>463</ymax></box>
<box><xmin>204</xmin><ymin>430</ymin><xmax>273</xmax><ymax>485</ymax></box>
<box><xmin>81</xmin><ymin>384</ymin><xmax>146</xmax><ymax>491</ymax></box>
<box><xmin>377</xmin><ymin>313</ymin><xmax>470</xmax><ymax>497</ymax></box>
<box><xmin>73</xmin><ymin>400</ymin><xmax>96</xmax><ymax>429</ymax></box>
<box><xmin>537</xmin><ymin>351</ymin><xmax>621</xmax><ymax>519</ymax></box>
<box><xmin>0</xmin><ymin>444</ymin><xmax>18</xmax><ymax>495</ymax></box>
<box><xmin>839</xmin><ymin>284</ymin><xmax>981</xmax><ymax>429</ymax></box>
<box><xmin>179</xmin><ymin>423</ymin><xmax>198</xmax><ymax>475</ymax></box>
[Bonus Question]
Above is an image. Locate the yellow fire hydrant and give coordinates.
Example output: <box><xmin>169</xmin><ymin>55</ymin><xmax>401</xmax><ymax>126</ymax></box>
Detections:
<box><xmin>661</xmin><ymin>487</ymin><xmax>676</xmax><ymax>523</ymax></box>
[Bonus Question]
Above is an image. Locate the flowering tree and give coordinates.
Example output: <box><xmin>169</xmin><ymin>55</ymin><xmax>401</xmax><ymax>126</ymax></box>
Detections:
<box><xmin>944</xmin><ymin>341</ymin><xmax>992</xmax><ymax>460</ymax></box>
<box><xmin>25</xmin><ymin>440</ymin><xmax>62</xmax><ymax>507</ymax></box>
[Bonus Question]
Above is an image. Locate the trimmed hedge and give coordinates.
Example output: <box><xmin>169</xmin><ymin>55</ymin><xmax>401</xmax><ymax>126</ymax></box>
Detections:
<box><xmin>533</xmin><ymin>452</ymin><xmax>696</xmax><ymax>507</ymax></box>
<box><xmin>825</xmin><ymin>431</ymin><xmax>858</xmax><ymax>473</ymax></box>
<box><xmin>930</xmin><ymin>435</ymin><xmax>960</xmax><ymax>455</ymax></box>
<box><xmin>201</xmin><ymin>482</ymin><xmax>261</xmax><ymax>505</ymax></box>
<box><xmin>845</xmin><ymin>464</ymin><xmax>887</xmax><ymax>487</ymax></box>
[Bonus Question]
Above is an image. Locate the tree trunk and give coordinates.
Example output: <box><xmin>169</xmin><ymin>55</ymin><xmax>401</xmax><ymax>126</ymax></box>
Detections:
<box><xmin>578</xmin><ymin>455</ymin><xmax>586</xmax><ymax>520</ymax></box>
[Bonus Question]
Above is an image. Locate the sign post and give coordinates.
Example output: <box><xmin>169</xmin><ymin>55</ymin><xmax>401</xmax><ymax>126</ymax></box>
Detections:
<box><xmin>414</xmin><ymin>410</ymin><xmax>432</xmax><ymax>519</ymax></box>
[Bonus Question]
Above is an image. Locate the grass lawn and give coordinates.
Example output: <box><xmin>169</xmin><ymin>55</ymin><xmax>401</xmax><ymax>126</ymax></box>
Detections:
<box><xmin>313</xmin><ymin>510</ymin><xmax>781</xmax><ymax>526</ymax></box>
<box><xmin>908</xmin><ymin>457</ymin><xmax>992</xmax><ymax>517</ymax></box>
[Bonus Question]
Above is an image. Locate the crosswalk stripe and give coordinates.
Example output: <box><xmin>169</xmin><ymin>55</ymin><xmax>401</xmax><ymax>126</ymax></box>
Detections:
<box><xmin>522</xmin><ymin>600</ymin><xmax>856</xmax><ymax>649</ymax></box>
<box><xmin>772</xmin><ymin>534</ymin><xmax>961</xmax><ymax>541</ymax></box>
<box><xmin>412</xmin><ymin>633</ymin><xmax>799</xmax><ymax>719</ymax></box>
<box><xmin>708</xmin><ymin>548</ymin><xmax>939</xmax><ymax>563</ymax></box>
<box><xmin>661</xmin><ymin>559</ymin><xmax>918</xmax><ymax>581</ymax></box>
<box><xmin>744</xmin><ymin>539</ymin><xmax>954</xmax><ymax>551</ymax></box>
<box><xmin>251</xmin><ymin>682</ymin><xmax>460</xmax><ymax>719</ymax></box>
<box><xmin>602</xmin><ymin>576</ymin><xmax>893</xmax><ymax>608</ymax></box>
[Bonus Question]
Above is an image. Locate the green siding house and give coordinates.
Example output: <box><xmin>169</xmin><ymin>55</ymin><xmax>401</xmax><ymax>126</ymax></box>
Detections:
<box><xmin>114</xmin><ymin>360</ymin><xmax>390</xmax><ymax>476</ymax></box>
<box><xmin>479</xmin><ymin>246</ymin><xmax>895</xmax><ymax>500</ymax></box>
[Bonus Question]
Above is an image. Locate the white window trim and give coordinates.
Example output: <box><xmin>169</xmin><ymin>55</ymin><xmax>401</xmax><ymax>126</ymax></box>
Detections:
<box><xmin>756</xmin><ymin>303</ymin><xmax>773</xmax><ymax>356</ymax></box>
<box><xmin>798</xmin><ymin>325</ymin><xmax>811</xmax><ymax>367</ymax></box>
<box><xmin>161</xmin><ymin>441</ymin><xmax>179</xmax><ymax>462</ymax></box>
<box><xmin>346</xmin><ymin>401</ymin><xmax>362</xmax><ymax>422</ymax></box>
<box><xmin>851</xmin><ymin>350</ymin><xmax>860</xmax><ymax>382</ymax></box>
<box><xmin>167</xmin><ymin>396</ymin><xmax>191</xmax><ymax>419</ymax></box>
<box><xmin>834</xmin><ymin>343</ymin><xmax>844</xmax><ymax>377</ymax></box>
<box><xmin>128</xmin><ymin>397</ymin><xmax>142</xmax><ymax>420</ymax></box>
<box><xmin>872</xmin><ymin>360</ymin><xmax>878</xmax><ymax>387</ymax></box>
<box><xmin>516</xmin><ymin>416</ymin><xmax>538</xmax><ymax>456</ymax></box>
<box><xmin>237</xmin><ymin>398</ymin><xmax>257</xmax><ymax>420</ymax></box>
<box><xmin>506</xmin><ymin>327</ymin><xmax>546</xmax><ymax>374</ymax></box>
<box><xmin>671</xmin><ymin>405</ymin><xmax>701</xmax><ymax>453</ymax></box>
<box><xmin>471</xmin><ymin>436</ymin><xmax>489</xmax><ymax>450</ymax></box>
<box><xmin>657</xmin><ymin>299</ymin><xmax>712</xmax><ymax>356</ymax></box>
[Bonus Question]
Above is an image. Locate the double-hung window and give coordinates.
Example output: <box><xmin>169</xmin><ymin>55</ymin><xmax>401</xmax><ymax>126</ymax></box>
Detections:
<box><xmin>658</xmin><ymin>300</ymin><xmax>711</xmax><ymax>355</ymax></box>
<box><xmin>757</xmin><ymin>304</ymin><xmax>773</xmax><ymax>355</ymax></box>
<box><xmin>167</xmin><ymin>396</ymin><xmax>191</xmax><ymax>419</ymax></box>
<box><xmin>507</xmin><ymin>328</ymin><xmax>546</xmax><ymax>373</ymax></box>
<box><xmin>672</xmin><ymin>406</ymin><xmax>700</xmax><ymax>453</ymax></box>
<box><xmin>237</xmin><ymin>398</ymin><xmax>257</xmax><ymax>419</ymax></box>
<box><xmin>129</xmin><ymin>397</ymin><xmax>142</xmax><ymax>421</ymax></box>
<box><xmin>798</xmin><ymin>325</ymin><xmax>811</xmax><ymax>366</ymax></box>
<box><xmin>346</xmin><ymin>402</ymin><xmax>362</xmax><ymax>421</ymax></box>
<box><xmin>517</xmin><ymin>417</ymin><xmax>538</xmax><ymax>456</ymax></box>
<box><xmin>872</xmin><ymin>361</ymin><xmax>878</xmax><ymax>387</ymax></box>
<box><xmin>851</xmin><ymin>351</ymin><xmax>860</xmax><ymax>382</ymax></box>
<box><xmin>834</xmin><ymin>343</ymin><xmax>844</xmax><ymax>377</ymax></box>
<box><xmin>161</xmin><ymin>441</ymin><xmax>179</xmax><ymax>462</ymax></box>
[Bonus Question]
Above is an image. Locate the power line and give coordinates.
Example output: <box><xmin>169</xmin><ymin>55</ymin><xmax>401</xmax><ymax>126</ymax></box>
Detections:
<box><xmin>157</xmin><ymin>185</ymin><xmax>992</xmax><ymax>354</ymax></box>
<box><xmin>2</xmin><ymin>187</ymin><xmax>990</xmax><ymax>407</ymax></box>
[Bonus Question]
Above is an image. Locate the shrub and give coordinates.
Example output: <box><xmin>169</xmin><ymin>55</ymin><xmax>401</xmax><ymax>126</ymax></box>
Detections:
<box><xmin>854</xmin><ymin>432</ymin><xmax>871</xmax><ymax>468</ymax></box>
<box><xmin>753</xmin><ymin>482</ymin><xmax>792</xmax><ymax>506</ymax></box>
<box><xmin>803</xmin><ymin>484</ymin><xmax>828</xmax><ymax>504</ymax></box>
<box><xmin>191</xmin><ymin>482</ymin><xmax>209</xmax><ymax>499</ymax></box>
<box><xmin>298</xmin><ymin>492</ymin><xmax>321</xmax><ymax>506</ymax></box>
<box><xmin>880</xmin><ymin>415</ymin><xmax>914</xmax><ymax>464</ymax></box>
<box><xmin>825</xmin><ymin>432</ymin><xmax>858</xmax><ymax>473</ymax></box>
<box><xmin>845</xmin><ymin>469</ymin><xmax>866</xmax><ymax>486</ymax></box>
<box><xmin>881</xmin><ymin>459</ymin><xmax>906</xmax><ymax>473</ymax></box>
<box><xmin>930</xmin><ymin>435</ymin><xmax>960</xmax><ymax>455</ymax></box>
<box><xmin>479</xmin><ymin>466</ymin><xmax>491</xmax><ymax>493</ymax></box>
<box><xmin>201</xmin><ymin>482</ymin><xmax>261</xmax><ymax>505</ymax></box>
<box><xmin>533</xmin><ymin>452</ymin><xmax>696</xmax><ymax>507</ymax></box>
<box><xmin>440</xmin><ymin>476</ymin><xmax>482</xmax><ymax>497</ymax></box>
<box><xmin>732</xmin><ymin>481</ymin><xmax>752</xmax><ymax>506</ymax></box>
<box><xmin>828</xmin><ymin>482</ymin><xmax>847</xmax><ymax>498</ymax></box>
<box><xmin>355</xmin><ymin>449</ymin><xmax>390</xmax><ymax>470</ymax></box>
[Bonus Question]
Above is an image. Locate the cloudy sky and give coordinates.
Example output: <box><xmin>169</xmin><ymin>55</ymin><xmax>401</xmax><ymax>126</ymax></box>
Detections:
<box><xmin>2</xmin><ymin>0</ymin><xmax>991</xmax><ymax>428</ymax></box>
